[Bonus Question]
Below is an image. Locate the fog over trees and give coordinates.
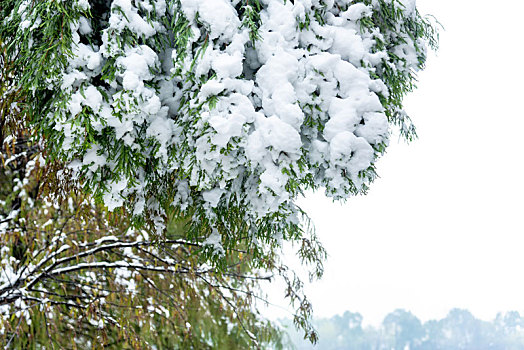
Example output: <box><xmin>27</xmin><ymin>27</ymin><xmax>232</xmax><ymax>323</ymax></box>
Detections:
<box><xmin>284</xmin><ymin>309</ymin><xmax>524</xmax><ymax>350</ymax></box>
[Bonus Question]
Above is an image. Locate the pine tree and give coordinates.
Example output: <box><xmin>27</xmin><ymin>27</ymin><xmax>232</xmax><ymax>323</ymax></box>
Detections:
<box><xmin>1</xmin><ymin>0</ymin><xmax>438</xmax><ymax>347</ymax></box>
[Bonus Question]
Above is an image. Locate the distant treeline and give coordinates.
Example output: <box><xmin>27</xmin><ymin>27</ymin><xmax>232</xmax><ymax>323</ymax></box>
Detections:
<box><xmin>281</xmin><ymin>309</ymin><xmax>524</xmax><ymax>350</ymax></box>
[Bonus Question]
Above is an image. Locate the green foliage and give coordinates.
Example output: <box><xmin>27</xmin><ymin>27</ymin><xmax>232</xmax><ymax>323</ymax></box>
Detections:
<box><xmin>0</xmin><ymin>150</ymin><xmax>285</xmax><ymax>349</ymax></box>
<box><xmin>0</xmin><ymin>38</ymin><xmax>285</xmax><ymax>348</ymax></box>
<box><xmin>1</xmin><ymin>0</ymin><xmax>439</xmax><ymax>347</ymax></box>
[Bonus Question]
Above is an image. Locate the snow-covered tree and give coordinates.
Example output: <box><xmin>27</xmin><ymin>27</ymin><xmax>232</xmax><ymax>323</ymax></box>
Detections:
<box><xmin>1</xmin><ymin>0</ymin><xmax>438</xmax><ymax>347</ymax></box>
<box><xmin>0</xmin><ymin>98</ymin><xmax>285</xmax><ymax>347</ymax></box>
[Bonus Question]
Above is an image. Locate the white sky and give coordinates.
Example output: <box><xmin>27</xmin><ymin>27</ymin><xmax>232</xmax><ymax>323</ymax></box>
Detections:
<box><xmin>266</xmin><ymin>0</ymin><xmax>524</xmax><ymax>326</ymax></box>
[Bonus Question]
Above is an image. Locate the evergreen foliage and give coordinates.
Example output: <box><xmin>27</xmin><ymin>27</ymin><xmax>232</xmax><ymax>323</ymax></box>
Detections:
<box><xmin>1</xmin><ymin>0</ymin><xmax>438</xmax><ymax>347</ymax></box>
<box><xmin>0</xmin><ymin>0</ymin><xmax>437</xmax><ymax>247</ymax></box>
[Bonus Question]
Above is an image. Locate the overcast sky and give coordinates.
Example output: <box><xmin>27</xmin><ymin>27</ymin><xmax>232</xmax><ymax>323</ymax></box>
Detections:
<box><xmin>267</xmin><ymin>0</ymin><xmax>524</xmax><ymax>326</ymax></box>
